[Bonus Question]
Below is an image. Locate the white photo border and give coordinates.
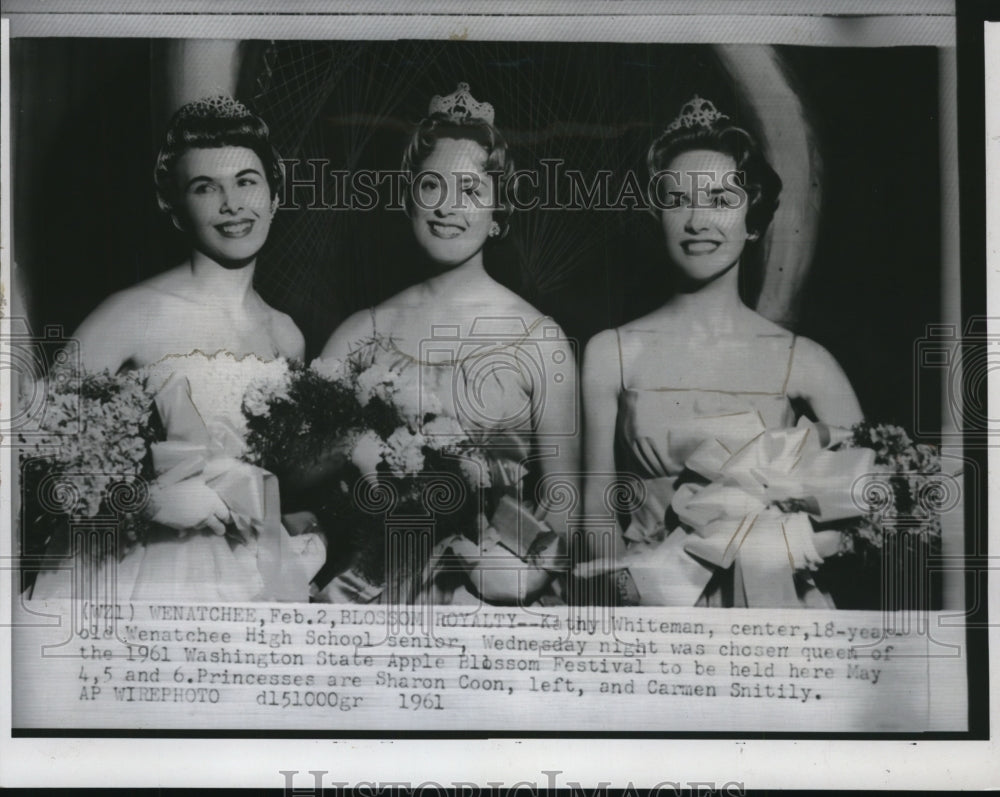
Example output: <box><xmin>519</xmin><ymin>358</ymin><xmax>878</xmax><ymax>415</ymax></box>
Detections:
<box><xmin>0</xmin><ymin>0</ymin><xmax>995</xmax><ymax>790</ymax></box>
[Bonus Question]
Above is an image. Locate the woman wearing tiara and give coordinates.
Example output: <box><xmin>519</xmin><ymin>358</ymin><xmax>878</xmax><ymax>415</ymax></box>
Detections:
<box><xmin>30</xmin><ymin>95</ymin><xmax>325</xmax><ymax>602</ymax></box>
<box><xmin>581</xmin><ymin>96</ymin><xmax>863</xmax><ymax>608</ymax></box>
<box><xmin>317</xmin><ymin>83</ymin><xmax>578</xmax><ymax>605</ymax></box>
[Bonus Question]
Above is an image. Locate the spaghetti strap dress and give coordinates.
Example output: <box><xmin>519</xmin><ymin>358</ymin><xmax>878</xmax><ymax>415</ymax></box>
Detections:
<box><xmin>612</xmin><ymin>328</ymin><xmax>834</xmax><ymax>608</ymax></box>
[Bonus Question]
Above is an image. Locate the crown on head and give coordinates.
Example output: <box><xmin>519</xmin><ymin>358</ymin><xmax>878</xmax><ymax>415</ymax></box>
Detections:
<box><xmin>173</xmin><ymin>94</ymin><xmax>253</xmax><ymax>123</ymax></box>
<box><xmin>664</xmin><ymin>95</ymin><xmax>729</xmax><ymax>134</ymax></box>
<box><xmin>428</xmin><ymin>82</ymin><xmax>495</xmax><ymax>125</ymax></box>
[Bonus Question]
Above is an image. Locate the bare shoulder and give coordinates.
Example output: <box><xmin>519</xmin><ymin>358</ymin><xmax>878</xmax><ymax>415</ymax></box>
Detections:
<box><xmin>489</xmin><ymin>283</ymin><xmax>548</xmax><ymax>327</ymax></box>
<box><xmin>789</xmin><ymin>333</ymin><xmax>843</xmax><ymax>374</ymax></box>
<box><xmin>747</xmin><ymin>309</ymin><xmax>792</xmax><ymax>337</ymax></box>
<box><xmin>265</xmin><ymin>306</ymin><xmax>305</xmax><ymax>361</ymax></box>
<box><xmin>380</xmin><ymin>281</ymin><xmax>426</xmax><ymax>310</ymax></box>
<box><xmin>73</xmin><ymin>279</ymin><xmax>176</xmax><ymax>371</ymax></box>
<box><xmin>136</xmin><ymin>263</ymin><xmax>190</xmax><ymax>292</ymax></box>
<box><xmin>89</xmin><ymin>266</ymin><xmax>197</xmax><ymax>318</ymax></box>
<box><xmin>320</xmin><ymin>306</ymin><xmax>376</xmax><ymax>359</ymax></box>
<box><xmin>483</xmin><ymin>289</ymin><xmax>563</xmax><ymax>341</ymax></box>
<box><xmin>584</xmin><ymin>328</ymin><xmax>620</xmax><ymax>368</ymax></box>
<box><xmin>76</xmin><ymin>279</ymin><xmax>165</xmax><ymax>332</ymax></box>
<box><xmin>614</xmin><ymin>308</ymin><xmax>675</xmax><ymax>353</ymax></box>
<box><xmin>616</xmin><ymin>307</ymin><xmax>658</xmax><ymax>334</ymax></box>
<box><xmin>611</xmin><ymin>314</ymin><xmax>662</xmax><ymax>377</ymax></box>
<box><xmin>582</xmin><ymin>328</ymin><xmax>622</xmax><ymax>390</ymax></box>
<box><xmin>730</xmin><ymin>311</ymin><xmax>839</xmax><ymax>385</ymax></box>
<box><xmin>784</xmin><ymin>331</ymin><xmax>864</xmax><ymax>424</ymax></box>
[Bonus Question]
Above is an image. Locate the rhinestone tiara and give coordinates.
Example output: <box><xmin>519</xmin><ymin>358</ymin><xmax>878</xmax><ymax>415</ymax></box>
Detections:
<box><xmin>663</xmin><ymin>94</ymin><xmax>729</xmax><ymax>134</ymax></box>
<box><xmin>428</xmin><ymin>82</ymin><xmax>495</xmax><ymax>125</ymax></box>
<box><xmin>172</xmin><ymin>94</ymin><xmax>253</xmax><ymax>123</ymax></box>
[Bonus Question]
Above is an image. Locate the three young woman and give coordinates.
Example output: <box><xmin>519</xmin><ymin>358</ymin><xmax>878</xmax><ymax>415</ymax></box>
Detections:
<box><xmin>44</xmin><ymin>88</ymin><xmax>862</xmax><ymax>606</ymax></box>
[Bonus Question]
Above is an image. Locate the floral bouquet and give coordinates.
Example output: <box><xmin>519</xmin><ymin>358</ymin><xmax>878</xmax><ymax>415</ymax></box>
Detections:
<box><xmin>241</xmin><ymin>343</ymin><xmax>491</xmax><ymax>598</ymax></box>
<box><xmin>18</xmin><ymin>368</ymin><xmax>159</xmax><ymax>571</ymax></box>
<box><xmin>20</xmin><ymin>352</ymin><xmax>307</xmax><ymax>564</ymax></box>
<box><xmin>816</xmin><ymin>422</ymin><xmax>944</xmax><ymax>609</ymax></box>
<box><xmin>655</xmin><ymin>418</ymin><xmax>944</xmax><ymax>608</ymax></box>
<box><xmin>839</xmin><ymin>422</ymin><xmax>942</xmax><ymax>553</ymax></box>
<box><xmin>241</xmin><ymin>357</ymin><xmax>360</xmax><ymax>482</ymax></box>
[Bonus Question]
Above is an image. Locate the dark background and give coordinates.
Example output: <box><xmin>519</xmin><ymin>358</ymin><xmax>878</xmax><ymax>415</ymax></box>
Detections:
<box><xmin>12</xmin><ymin>40</ymin><xmax>942</xmax><ymax>434</ymax></box>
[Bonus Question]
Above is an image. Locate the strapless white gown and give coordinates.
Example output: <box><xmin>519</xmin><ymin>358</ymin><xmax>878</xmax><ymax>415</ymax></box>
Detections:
<box><xmin>29</xmin><ymin>351</ymin><xmax>326</xmax><ymax>603</ymax></box>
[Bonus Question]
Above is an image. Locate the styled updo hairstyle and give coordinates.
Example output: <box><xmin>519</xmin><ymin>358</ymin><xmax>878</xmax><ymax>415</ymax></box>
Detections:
<box><xmin>401</xmin><ymin>112</ymin><xmax>516</xmax><ymax>238</ymax></box>
<box><xmin>153</xmin><ymin>95</ymin><xmax>284</xmax><ymax>217</ymax></box>
<box><xmin>646</xmin><ymin>116</ymin><xmax>782</xmax><ymax>241</ymax></box>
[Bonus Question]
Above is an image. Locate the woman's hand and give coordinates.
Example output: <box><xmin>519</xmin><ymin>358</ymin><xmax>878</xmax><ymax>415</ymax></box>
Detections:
<box><xmin>147</xmin><ymin>480</ymin><xmax>231</xmax><ymax>535</ymax></box>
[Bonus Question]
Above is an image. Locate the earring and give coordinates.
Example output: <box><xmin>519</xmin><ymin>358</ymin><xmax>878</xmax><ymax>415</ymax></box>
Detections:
<box><xmin>747</xmin><ymin>231</ymin><xmax>759</xmax><ymax>242</ymax></box>
<box><xmin>489</xmin><ymin>221</ymin><xmax>501</xmax><ymax>238</ymax></box>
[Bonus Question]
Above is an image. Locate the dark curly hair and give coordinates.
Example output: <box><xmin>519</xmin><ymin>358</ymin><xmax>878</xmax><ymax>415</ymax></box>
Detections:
<box><xmin>646</xmin><ymin>122</ymin><xmax>782</xmax><ymax>240</ymax></box>
<box><xmin>153</xmin><ymin>97</ymin><xmax>284</xmax><ymax>217</ymax></box>
<box><xmin>401</xmin><ymin>112</ymin><xmax>516</xmax><ymax>237</ymax></box>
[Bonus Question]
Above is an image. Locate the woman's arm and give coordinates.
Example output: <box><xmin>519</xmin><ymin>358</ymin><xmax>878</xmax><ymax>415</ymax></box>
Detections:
<box><xmin>786</xmin><ymin>336</ymin><xmax>864</xmax><ymax>427</ymax></box>
<box><xmin>581</xmin><ymin>329</ymin><xmax>627</xmax><ymax>561</ymax></box>
<box><xmin>786</xmin><ymin>336</ymin><xmax>864</xmax><ymax>558</ymax></box>
<box><xmin>269</xmin><ymin>309</ymin><xmax>306</xmax><ymax>361</ymax></box>
<box><xmin>532</xmin><ymin>323</ymin><xmax>581</xmax><ymax>542</ymax></box>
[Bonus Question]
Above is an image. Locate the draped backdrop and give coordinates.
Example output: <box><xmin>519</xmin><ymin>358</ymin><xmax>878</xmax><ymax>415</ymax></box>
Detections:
<box><xmin>11</xmin><ymin>40</ymin><xmax>941</xmax><ymax>429</ymax></box>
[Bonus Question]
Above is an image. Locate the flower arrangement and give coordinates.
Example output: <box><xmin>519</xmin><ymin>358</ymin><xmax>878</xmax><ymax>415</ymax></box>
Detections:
<box><xmin>241</xmin><ymin>357</ymin><xmax>359</xmax><ymax>476</ymax></box>
<box><xmin>241</xmin><ymin>340</ymin><xmax>491</xmax><ymax>594</ymax></box>
<box><xmin>18</xmin><ymin>369</ymin><xmax>159</xmax><ymax>564</ymax></box>
<box><xmin>19</xmin><ymin>351</ymin><xmax>301</xmax><ymax>570</ymax></box>
<box><xmin>837</xmin><ymin>421</ymin><xmax>943</xmax><ymax>561</ymax></box>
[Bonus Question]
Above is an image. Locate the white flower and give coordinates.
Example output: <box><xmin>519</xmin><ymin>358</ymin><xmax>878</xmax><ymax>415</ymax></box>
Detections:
<box><xmin>385</xmin><ymin>426</ymin><xmax>426</xmax><ymax>477</ymax></box>
<box><xmin>391</xmin><ymin>366</ymin><xmax>444</xmax><ymax>423</ymax></box>
<box><xmin>310</xmin><ymin>356</ymin><xmax>347</xmax><ymax>382</ymax></box>
<box><xmin>422</xmin><ymin>414</ymin><xmax>468</xmax><ymax>449</ymax></box>
<box><xmin>241</xmin><ymin>366</ymin><xmax>291</xmax><ymax>419</ymax></box>
<box><xmin>350</xmin><ymin>430</ymin><xmax>389</xmax><ymax>476</ymax></box>
<box><xmin>242</xmin><ymin>379</ymin><xmax>277</xmax><ymax>418</ymax></box>
<box><xmin>355</xmin><ymin>362</ymin><xmax>398</xmax><ymax>407</ymax></box>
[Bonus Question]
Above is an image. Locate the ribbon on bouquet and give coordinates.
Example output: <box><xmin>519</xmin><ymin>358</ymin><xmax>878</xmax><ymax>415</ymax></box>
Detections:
<box><xmin>150</xmin><ymin>373</ymin><xmax>307</xmax><ymax>601</ymax></box>
<box><xmin>667</xmin><ymin>418</ymin><xmax>878</xmax><ymax>607</ymax></box>
<box><xmin>441</xmin><ymin>495</ymin><xmax>563</xmax><ymax>605</ymax></box>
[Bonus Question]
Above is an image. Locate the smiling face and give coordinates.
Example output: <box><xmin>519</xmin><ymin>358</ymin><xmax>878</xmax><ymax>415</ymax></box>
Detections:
<box><xmin>661</xmin><ymin>148</ymin><xmax>750</xmax><ymax>283</ymax></box>
<box><xmin>410</xmin><ymin>137</ymin><xmax>496</xmax><ymax>270</ymax></box>
<box><xmin>173</xmin><ymin>146</ymin><xmax>276</xmax><ymax>266</ymax></box>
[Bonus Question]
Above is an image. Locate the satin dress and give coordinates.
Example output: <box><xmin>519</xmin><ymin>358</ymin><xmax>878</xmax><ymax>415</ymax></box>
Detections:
<box><xmin>316</xmin><ymin>313</ymin><xmax>560</xmax><ymax>605</ymax></box>
<box><xmin>611</xmin><ymin>328</ymin><xmax>833</xmax><ymax>608</ymax></box>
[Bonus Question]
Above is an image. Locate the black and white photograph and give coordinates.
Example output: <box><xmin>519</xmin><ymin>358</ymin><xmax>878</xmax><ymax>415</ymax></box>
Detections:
<box><xmin>0</xmin><ymin>0</ymin><xmax>993</xmax><ymax>790</ymax></box>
